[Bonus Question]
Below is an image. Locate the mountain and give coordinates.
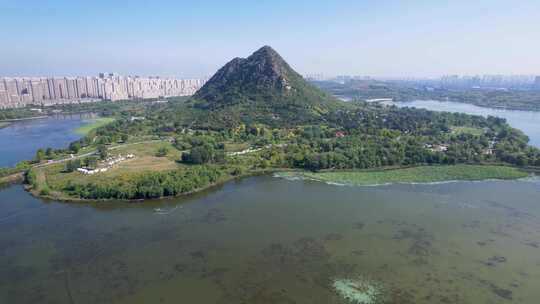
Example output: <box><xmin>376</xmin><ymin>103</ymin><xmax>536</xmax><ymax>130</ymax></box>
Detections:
<box><xmin>190</xmin><ymin>46</ymin><xmax>343</xmax><ymax>127</ymax></box>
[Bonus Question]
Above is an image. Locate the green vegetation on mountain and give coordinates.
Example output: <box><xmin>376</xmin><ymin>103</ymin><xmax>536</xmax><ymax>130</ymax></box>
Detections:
<box><xmin>187</xmin><ymin>46</ymin><xmax>345</xmax><ymax>128</ymax></box>
<box><xmin>21</xmin><ymin>46</ymin><xmax>540</xmax><ymax>201</ymax></box>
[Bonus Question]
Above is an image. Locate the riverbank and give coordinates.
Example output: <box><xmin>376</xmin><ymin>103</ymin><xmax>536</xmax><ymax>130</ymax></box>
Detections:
<box><xmin>25</xmin><ymin>164</ymin><xmax>531</xmax><ymax>202</ymax></box>
<box><xmin>25</xmin><ymin>167</ymin><xmax>276</xmax><ymax>203</ymax></box>
<box><xmin>74</xmin><ymin>117</ymin><xmax>115</xmax><ymax>135</ymax></box>
<box><xmin>276</xmin><ymin>165</ymin><xmax>529</xmax><ymax>186</ymax></box>
<box><xmin>0</xmin><ymin>122</ymin><xmax>11</xmax><ymax>129</ymax></box>
<box><xmin>0</xmin><ymin>115</ymin><xmax>49</xmax><ymax>123</ymax></box>
<box><xmin>0</xmin><ymin>172</ymin><xmax>24</xmax><ymax>187</ymax></box>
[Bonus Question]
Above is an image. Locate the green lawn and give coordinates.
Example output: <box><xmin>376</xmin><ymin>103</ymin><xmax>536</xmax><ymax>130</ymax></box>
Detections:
<box><xmin>42</xmin><ymin>140</ymin><xmax>182</xmax><ymax>192</ymax></box>
<box><xmin>74</xmin><ymin>117</ymin><xmax>115</xmax><ymax>135</ymax></box>
<box><xmin>278</xmin><ymin>165</ymin><xmax>528</xmax><ymax>186</ymax></box>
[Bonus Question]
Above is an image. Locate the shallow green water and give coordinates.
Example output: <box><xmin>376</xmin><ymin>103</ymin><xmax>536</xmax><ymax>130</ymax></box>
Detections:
<box><xmin>1</xmin><ymin>176</ymin><xmax>540</xmax><ymax>303</ymax></box>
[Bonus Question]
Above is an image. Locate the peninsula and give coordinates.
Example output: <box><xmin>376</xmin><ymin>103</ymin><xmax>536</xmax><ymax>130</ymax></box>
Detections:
<box><xmin>23</xmin><ymin>46</ymin><xmax>539</xmax><ymax>201</ymax></box>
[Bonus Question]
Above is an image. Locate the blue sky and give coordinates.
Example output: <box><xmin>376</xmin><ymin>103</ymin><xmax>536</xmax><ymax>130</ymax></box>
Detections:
<box><xmin>1</xmin><ymin>0</ymin><xmax>539</xmax><ymax>78</ymax></box>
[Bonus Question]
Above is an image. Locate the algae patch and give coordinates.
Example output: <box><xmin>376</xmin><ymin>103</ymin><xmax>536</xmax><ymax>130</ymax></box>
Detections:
<box><xmin>332</xmin><ymin>277</ymin><xmax>384</xmax><ymax>304</ymax></box>
<box><xmin>277</xmin><ymin>165</ymin><xmax>528</xmax><ymax>187</ymax></box>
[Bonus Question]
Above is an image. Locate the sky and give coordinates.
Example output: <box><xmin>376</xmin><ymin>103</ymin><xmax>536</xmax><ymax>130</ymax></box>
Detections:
<box><xmin>1</xmin><ymin>0</ymin><xmax>539</xmax><ymax>78</ymax></box>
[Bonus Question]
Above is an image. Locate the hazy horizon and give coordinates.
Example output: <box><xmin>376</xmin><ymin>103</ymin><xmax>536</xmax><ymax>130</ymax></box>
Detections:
<box><xmin>1</xmin><ymin>0</ymin><xmax>539</xmax><ymax>78</ymax></box>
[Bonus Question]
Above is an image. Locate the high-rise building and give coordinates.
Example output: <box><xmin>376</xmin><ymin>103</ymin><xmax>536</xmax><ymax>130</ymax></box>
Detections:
<box><xmin>30</xmin><ymin>80</ymin><xmax>44</xmax><ymax>102</ymax></box>
<box><xmin>0</xmin><ymin>80</ymin><xmax>8</xmax><ymax>107</ymax></box>
<box><xmin>0</xmin><ymin>74</ymin><xmax>207</xmax><ymax>108</ymax></box>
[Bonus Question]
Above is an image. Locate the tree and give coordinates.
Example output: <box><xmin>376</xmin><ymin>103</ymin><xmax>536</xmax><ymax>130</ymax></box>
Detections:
<box><xmin>97</xmin><ymin>145</ymin><xmax>108</xmax><ymax>160</ymax></box>
<box><xmin>64</xmin><ymin>159</ymin><xmax>81</xmax><ymax>172</ymax></box>
<box><xmin>120</xmin><ymin>134</ymin><xmax>129</xmax><ymax>143</ymax></box>
<box><xmin>35</xmin><ymin>149</ymin><xmax>45</xmax><ymax>162</ymax></box>
<box><xmin>45</xmin><ymin>148</ymin><xmax>54</xmax><ymax>158</ymax></box>
<box><xmin>182</xmin><ymin>146</ymin><xmax>213</xmax><ymax>164</ymax></box>
<box><xmin>69</xmin><ymin>142</ymin><xmax>81</xmax><ymax>153</ymax></box>
<box><xmin>85</xmin><ymin>156</ymin><xmax>98</xmax><ymax>169</ymax></box>
<box><xmin>156</xmin><ymin>147</ymin><xmax>169</xmax><ymax>157</ymax></box>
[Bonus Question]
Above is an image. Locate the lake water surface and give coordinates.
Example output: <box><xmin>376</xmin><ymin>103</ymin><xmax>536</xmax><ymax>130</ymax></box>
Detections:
<box><xmin>2</xmin><ymin>177</ymin><xmax>540</xmax><ymax>303</ymax></box>
<box><xmin>1</xmin><ymin>104</ymin><xmax>540</xmax><ymax>303</ymax></box>
<box><xmin>0</xmin><ymin>113</ymin><xmax>96</xmax><ymax>167</ymax></box>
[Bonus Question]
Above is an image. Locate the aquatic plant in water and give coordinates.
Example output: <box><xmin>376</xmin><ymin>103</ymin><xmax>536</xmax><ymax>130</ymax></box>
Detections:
<box><xmin>332</xmin><ymin>277</ymin><xmax>383</xmax><ymax>304</ymax></box>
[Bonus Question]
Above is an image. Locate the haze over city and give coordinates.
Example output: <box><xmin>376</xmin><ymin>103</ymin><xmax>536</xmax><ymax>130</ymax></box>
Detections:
<box><xmin>1</xmin><ymin>0</ymin><xmax>539</xmax><ymax>78</ymax></box>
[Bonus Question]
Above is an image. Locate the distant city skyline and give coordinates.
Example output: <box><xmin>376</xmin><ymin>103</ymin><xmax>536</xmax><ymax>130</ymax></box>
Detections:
<box><xmin>0</xmin><ymin>74</ymin><xmax>206</xmax><ymax>109</ymax></box>
<box><xmin>1</xmin><ymin>0</ymin><xmax>539</xmax><ymax>78</ymax></box>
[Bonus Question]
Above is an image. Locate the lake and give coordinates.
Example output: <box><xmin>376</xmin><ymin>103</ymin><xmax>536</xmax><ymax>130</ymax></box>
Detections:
<box><xmin>2</xmin><ymin>176</ymin><xmax>540</xmax><ymax>303</ymax></box>
<box><xmin>1</xmin><ymin>103</ymin><xmax>540</xmax><ymax>303</ymax></box>
<box><xmin>0</xmin><ymin>113</ymin><xmax>97</xmax><ymax>167</ymax></box>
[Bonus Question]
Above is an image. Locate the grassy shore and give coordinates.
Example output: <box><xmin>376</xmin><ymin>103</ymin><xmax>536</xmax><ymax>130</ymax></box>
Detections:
<box><xmin>74</xmin><ymin>117</ymin><xmax>115</xmax><ymax>135</ymax></box>
<box><xmin>0</xmin><ymin>122</ymin><xmax>11</xmax><ymax>129</ymax></box>
<box><xmin>27</xmin><ymin>144</ymin><xmax>532</xmax><ymax>203</ymax></box>
<box><xmin>277</xmin><ymin>165</ymin><xmax>529</xmax><ymax>186</ymax></box>
<box><xmin>0</xmin><ymin>172</ymin><xmax>24</xmax><ymax>187</ymax></box>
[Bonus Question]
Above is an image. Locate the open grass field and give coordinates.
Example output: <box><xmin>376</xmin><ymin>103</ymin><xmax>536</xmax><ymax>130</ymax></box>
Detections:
<box><xmin>109</xmin><ymin>156</ymin><xmax>179</xmax><ymax>174</ymax></box>
<box><xmin>74</xmin><ymin>117</ymin><xmax>115</xmax><ymax>135</ymax></box>
<box><xmin>278</xmin><ymin>165</ymin><xmax>528</xmax><ymax>186</ymax></box>
<box><xmin>223</xmin><ymin>142</ymin><xmax>250</xmax><ymax>152</ymax></box>
<box><xmin>41</xmin><ymin>140</ymin><xmax>183</xmax><ymax>192</ymax></box>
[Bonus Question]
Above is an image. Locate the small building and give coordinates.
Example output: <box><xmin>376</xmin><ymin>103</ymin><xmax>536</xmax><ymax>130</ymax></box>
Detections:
<box><xmin>483</xmin><ymin>148</ymin><xmax>495</xmax><ymax>155</ymax></box>
<box><xmin>130</xmin><ymin>116</ymin><xmax>145</xmax><ymax>122</ymax></box>
<box><xmin>430</xmin><ymin>144</ymin><xmax>448</xmax><ymax>153</ymax></box>
<box><xmin>335</xmin><ymin>131</ymin><xmax>346</xmax><ymax>138</ymax></box>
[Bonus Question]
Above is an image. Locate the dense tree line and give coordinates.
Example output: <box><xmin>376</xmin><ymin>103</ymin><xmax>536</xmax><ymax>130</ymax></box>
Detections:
<box><xmin>64</xmin><ymin>165</ymin><xmax>225</xmax><ymax>200</ymax></box>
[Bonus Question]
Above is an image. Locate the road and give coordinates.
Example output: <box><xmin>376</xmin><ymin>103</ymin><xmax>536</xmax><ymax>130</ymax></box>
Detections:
<box><xmin>34</xmin><ymin>139</ymin><xmax>166</xmax><ymax>168</ymax></box>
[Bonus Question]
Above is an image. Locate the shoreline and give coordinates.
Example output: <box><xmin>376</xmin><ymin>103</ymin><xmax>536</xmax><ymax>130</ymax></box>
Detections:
<box><xmin>74</xmin><ymin>117</ymin><xmax>115</xmax><ymax>135</ymax></box>
<box><xmin>0</xmin><ymin>121</ymin><xmax>12</xmax><ymax>129</ymax></box>
<box><xmin>0</xmin><ymin>115</ymin><xmax>49</xmax><ymax>123</ymax></box>
<box><xmin>273</xmin><ymin>165</ymin><xmax>531</xmax><ymax>187</ymax></box>
<box><xmin>391</xmin><ymin>99</ymin><xmax>540</xmax><ymax>113</ymax></box>
<box><xmin>275</xmin><ymin>173</ymin><xmax>537</xmax><ymax>188</ymax></box>
<box><xmin>22</xmin><ymin>165</ymin><xmax>534</xmax><ymax>203</ymax></box>
<box><xmin>0</xmin><ymin>110</ymin><xmax>102</xmax><ymax>124</ymax></box>
<box><xmin>0</xmin><ymin>172</ymin><xmax>24</xmax><ymax>188</ymax></box>
<box><xmin>24</xmin><ymin>169</ymin><xmax>279</xmax><ymax>203</ymax></box>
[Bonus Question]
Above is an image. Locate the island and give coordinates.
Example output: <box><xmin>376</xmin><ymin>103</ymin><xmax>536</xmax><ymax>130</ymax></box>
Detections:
<box><xmin>16</xmin><ymin>46</ymin><xmax>540</xmax><ymax>201</ymax></box>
